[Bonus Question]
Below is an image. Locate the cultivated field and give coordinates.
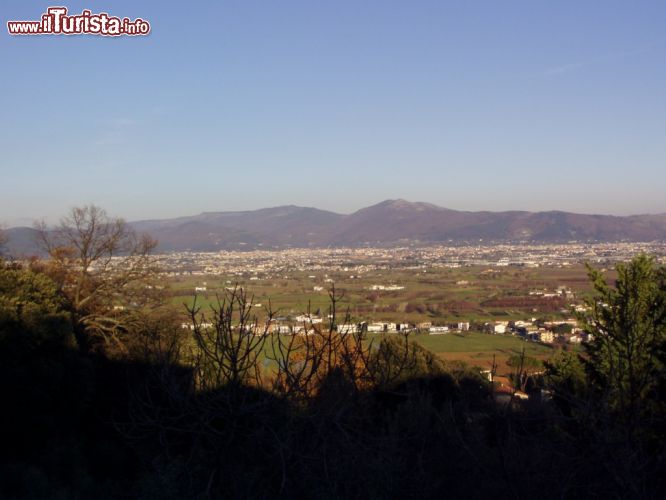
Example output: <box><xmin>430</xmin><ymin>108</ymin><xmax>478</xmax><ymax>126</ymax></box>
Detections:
<box><xmin>163</xmin><ymin>264</ymin><xmax>592</xmax><ymax>370</ymax></box>
<box><xmin>166</xmin><ymin>264</ymin><xmax>608</xmax><ymax>322</ymax></box>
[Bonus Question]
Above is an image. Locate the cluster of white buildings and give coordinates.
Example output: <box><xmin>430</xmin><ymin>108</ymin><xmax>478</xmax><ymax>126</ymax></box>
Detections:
<box><xmin>485</xmin><ymin>318</ymin><xmax>586</xmax><ymax>344</ymax></box>
<box><xmin>179</xmin><ymin>316</ymin><xmax>472</xmax><ymax>336</ymax></box>
<box><xmin>367</xmin><ymin>284</ymin><xmax>405</xmax><ymax>291</ymax></box>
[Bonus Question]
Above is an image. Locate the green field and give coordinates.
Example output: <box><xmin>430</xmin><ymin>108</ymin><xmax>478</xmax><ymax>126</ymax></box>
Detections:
<box><xmin>410</xmin><ymin>331</ymin><xmax>551</xmax><ymax>354</ymax></box>
<box><xmin>408</xmin><ymin>332</ymin><xmax>554</xmax><ymax>372</ymax></box>
<box><xmin>166</xmin><ymin>263</ymin><xmax>604</xmax><ymax>324</ymax></box>
<box><xmin>165</xmin><ymin>265</ymin><xmax>591</xmax><ymax>371</ymax></box>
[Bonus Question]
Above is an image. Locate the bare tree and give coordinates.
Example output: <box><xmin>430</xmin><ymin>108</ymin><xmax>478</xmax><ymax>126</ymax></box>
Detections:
<box><xmin>36</xmin><ymin>204</ymin><xmax>158</xmax><ymax>350</ymax></box>
<box><xmin>507</xmin><ymin>348</ymin><xmax>542</xmax><ymax>395</ymax></box>
<box><xmin>180</xmin><ymin>284</ymin><xmax>416</xmax><ymax>400</ymax></box>
<box><xmin>268</xmin><ymin>286</ymin><xmax>415</xmax><ymax>401</ymax></box>
<box><xmin>187</xmin><ymin>286</ymin><xmax>273</xmax><ymax>390</ymax></box>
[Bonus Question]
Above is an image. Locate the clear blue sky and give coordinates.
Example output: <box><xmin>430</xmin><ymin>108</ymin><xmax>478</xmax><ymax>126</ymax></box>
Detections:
<box><xmin>2</xmin><ymin>1</ymin><xmax>665</xmax><ymax>225</ymax></box>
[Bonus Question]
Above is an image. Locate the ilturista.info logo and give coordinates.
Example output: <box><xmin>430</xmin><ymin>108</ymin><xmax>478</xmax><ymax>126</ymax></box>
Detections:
<box><xmin>7</xmin><ymin>6</ymin><xmax>150</xmax><ymax>36</ymax></box>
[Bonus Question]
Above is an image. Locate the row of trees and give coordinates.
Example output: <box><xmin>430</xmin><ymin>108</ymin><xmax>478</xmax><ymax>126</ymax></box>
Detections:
<box><xmin>0</xmin><ymin>206</ymin><xmax>665</xmax><ymax>497</ymax></box>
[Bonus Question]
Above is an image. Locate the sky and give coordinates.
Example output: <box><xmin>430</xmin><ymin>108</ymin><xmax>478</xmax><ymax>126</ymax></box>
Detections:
<box><xmin>1</xmin><ymin>1</ymin><xmax>665</xmax><ymax>225</ymax></box>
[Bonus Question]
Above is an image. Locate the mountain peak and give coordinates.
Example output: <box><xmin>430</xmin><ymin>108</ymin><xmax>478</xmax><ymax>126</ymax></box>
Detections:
<box><xmin>374</xmin><ymin>199</ymin><xmax>444</xmax><ymax>211</ymax></box>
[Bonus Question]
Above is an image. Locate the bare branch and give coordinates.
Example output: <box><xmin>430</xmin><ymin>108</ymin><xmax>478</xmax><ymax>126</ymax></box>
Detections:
<box><xmin>35</xmin><ymin>204</ymin><xmax>159</xmax><ymax>350</ymax></box>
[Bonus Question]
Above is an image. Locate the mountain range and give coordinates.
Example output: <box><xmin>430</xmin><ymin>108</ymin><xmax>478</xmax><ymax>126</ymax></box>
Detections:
<box><xmin>4</xmin><ymin>200</ymin><xmax>666</xmax><ymax>255</ymax></box>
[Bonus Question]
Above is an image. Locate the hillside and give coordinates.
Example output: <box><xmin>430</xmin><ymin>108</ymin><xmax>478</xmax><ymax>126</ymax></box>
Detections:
<box><xmin>4</xmin><ymin>200</ymin><xmax>666</xmax><ymax>254</ymax></box>
<box><xmin>136</xmin><ymin>200</ymin><xmax>666</xmax><ymax>250</ymax></box>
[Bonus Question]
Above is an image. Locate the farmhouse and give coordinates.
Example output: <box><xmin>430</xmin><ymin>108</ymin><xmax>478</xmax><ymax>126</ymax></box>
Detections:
<box><xmin>293</xmin><ymin>314</ymin><xmax>323</xmax><ymax>324</ymax></box>
<box><xmin>539</xmin><ymin>331</ymin><xmax>555</xmax><ymax>343</ymax></box>
<box><xmin>493</xmin><ymin>323</ymin><xmax>507</xmax><ymax>334</ymax></box>
<box><xmin>336</xmin><ymin>323</ymin><xmax>360</xmax><ymax>334</ymax></box>
<box><xmin>367</xmin><ymin>322</ymin><xmax>386</xmax><ymax>333</ymax></box>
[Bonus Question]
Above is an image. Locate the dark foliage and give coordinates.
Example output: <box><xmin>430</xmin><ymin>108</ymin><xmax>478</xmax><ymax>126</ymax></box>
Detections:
<box><xmin>1</xmin><ymin>258</ymin><xmax>664</xmax><ymax>499</ymax></box>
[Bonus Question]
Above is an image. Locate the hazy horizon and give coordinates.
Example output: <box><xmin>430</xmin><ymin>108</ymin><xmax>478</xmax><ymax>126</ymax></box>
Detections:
<box><xmin>4</xmin><ymin>197</ymin><xmax>666</xmax><ymax>229</ymax></box>
<box><xmin>2</xmin><ymin>1</ymin><xmax>666</xmax><ymax>225</ymax></box>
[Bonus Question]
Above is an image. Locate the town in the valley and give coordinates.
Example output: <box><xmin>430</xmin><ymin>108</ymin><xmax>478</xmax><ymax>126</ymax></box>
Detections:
<box><xmin>137</xmin><ymin>241</ymin><xmax>666</xmax><ymax>348</ymax></box>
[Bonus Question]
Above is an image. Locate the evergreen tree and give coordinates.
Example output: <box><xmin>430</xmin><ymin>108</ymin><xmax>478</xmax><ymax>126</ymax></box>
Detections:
<box><xmin>578</xmin><ymin>254</ymin><xmax>666</xmax><ymax>434</ymax></box>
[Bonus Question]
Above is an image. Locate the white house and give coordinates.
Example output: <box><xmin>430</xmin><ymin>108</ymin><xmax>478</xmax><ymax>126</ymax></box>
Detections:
<box><xmin>494</xmin><ymin>324</ymin><xmax>507</xmax><ymax>334</ymax></box>
<box><xmin>293</xmin><ymin>314</ymin><xmax>323</xmax><ymax>324</ymax></box>
<box><xmin>539</xmin><ymin>331</ymin><xmax>555</xmax><ymax>343</ymax></box>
